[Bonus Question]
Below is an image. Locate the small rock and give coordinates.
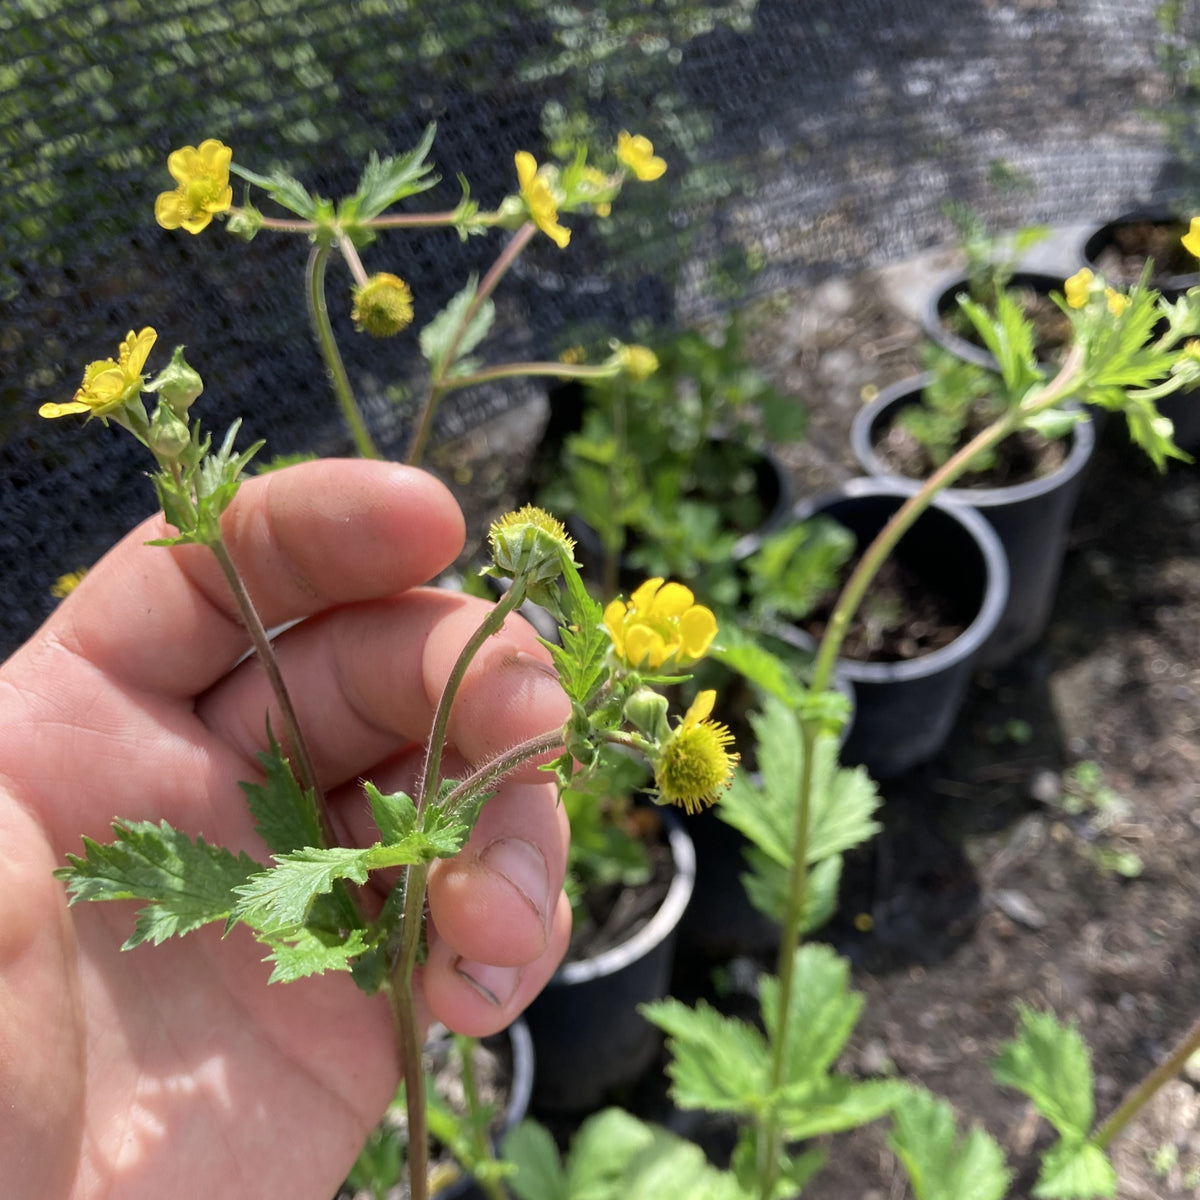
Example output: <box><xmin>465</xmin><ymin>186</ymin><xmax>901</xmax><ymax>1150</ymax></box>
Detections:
<box><xmin>1029</xmin><ymin>767</ymin><xmax>1062</xmax><ymax>806</ymax></box>
<box><xmin>991</xmin><ymin>888</ymin><xmax>1048</xmax><ymax>929</ymax></box>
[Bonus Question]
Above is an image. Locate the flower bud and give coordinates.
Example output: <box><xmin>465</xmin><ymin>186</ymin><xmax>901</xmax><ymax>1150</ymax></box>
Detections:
<box><xmin>146</xmin><ymin>346</ymin><xmax>204</xmax><ymax>416</ymax></box>
<box><xmin>615</xmin><ymin>343</ymin><xmax>658</xmax><ymax>381</ymax></box>
<box><xmin>147</xmin><ymin>402</ymin><xmax>192</xmax><ymax>462</ymax></box>
<box><xmin>623</xmin><ymin>686</ymin><xmax>671</xmax><ymax>742</ymax></box>
<box><xmin>351</xmin><ymin>272</ymin><xmax>414</xmax><ymax>338</ymax></box>
<box><xmin>487</xmin><ymin>505</ymin><xmax>576</xmax><ymax>585</ymax></box>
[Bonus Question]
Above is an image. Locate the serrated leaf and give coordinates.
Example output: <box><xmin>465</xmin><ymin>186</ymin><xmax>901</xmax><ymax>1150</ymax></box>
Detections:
<box><xmin>547</xmin><ymin>557</ymin><xmax>608</xmax><ymax>706</ymax></box>
<box><xmin>557</xmin><ymin>1108</ymin><xmax>750</xmax><ymax>1200</ymax></box>
<box><xmin>229</xmin><ymin>162</ymin><xmax>319</xmax><ymax>219</ymax></box>
<box><xmin>233</xmin><ymin>846</ymin><xmax>374</xmax><ymax>933</ymax></box>
<box><xmin>777</xmin><ymin>1075</ymin><xmax>907</xmax><ymax>1139</ymax></box>
<box><xmin>640</xmin><ymin>998</ymin><xmax>768</xmax><ymax>1115</ymax></box>
<box><xmin>992</xmin><ymin>1005</ymin><xmax>1096</xmax><ymax>1141</ymax></box>
<box><xmin>56</xmin><ymin>820</ymin><xmax>261</xmax><ymax>948</ymax></box>
<box><xmin>364</xmin><ymin>781</ymin><xmax>419</xmax><ymax>846</ymax></box>
<box><xmin>731</xmin><ymin>1130</ymin><xmax>825</xmax><ymax>1200</ymax></box>
<box><xmin>1032</xmin><ymin>1140</ymin><xmax>1116</xmax><ymax>1199</ymax></box>
<box><xmin>339</xmin><ymin>125</ymin><xmax>439</xmax><ymax>223</ymax></box>
<box><xmin>504</xmin><ymin>1120</ymin><xmax>567</xmax><ymax>1200</ymax></box>
<box><xmin>260</xmin><ymin>926</ymin><xmax>370</xmax><ymax>984</ymax></box>
<box><xmin>239</xmin><ymin>731</ymin><xmax>325</xmax><ymax>855</ymax></box>
<box><xmin>889</xmin><ymin>1087</ymin><xmax>1012</xmax><ymax>1200</ymax></box>
<box><xmin>719</xmin><ymin>697</ymin><xmax>880</xmax><ymax>868</ymax></box>
<box><xmin>419</xmin><ymin>277</ymin><xmax>495</xmax><ymax>378</ymax></box>
<box><xmin>761</xmin><ymin>943</ymin><xmax>862</xmax><ymax>1084</ymax></box>
<box><xmin>741</xmin><ymin>846</ymin><xmax>840</xmax><ymax>932</ymax></box>
<box><xmin>711</xmin><ymin>629</ymin><xmax>809</xmax><ymax>710</ymax></box>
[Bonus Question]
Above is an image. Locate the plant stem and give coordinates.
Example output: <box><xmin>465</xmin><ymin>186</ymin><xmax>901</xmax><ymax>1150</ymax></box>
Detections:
<box><xmin>455</xmin><ymin>1034</ymin><xmax>508</xmax><ymax>1200</ymax></box>
<box><xmin>756</xmin><ymin>347</ymin><xmax>1090</xmax><ymax>1200</ymax></box>
<box><xmin>1093</xmin><ymin>1011</ymin><xmax>1200</xmax><ymax>1150</ymax></box>
<box><xmin>207</xmin><ymin>537</ymin><xmax>333</xmax><ymax>842</ymax></box>
<box><xmin>306</xmin><ymin>240</ymin><xmax>381</xmax><ymax>459</ymax></box>
<box><xmin>386</xmin><ymin>965</ymin><xmax>431</xmax><ymax>1200</ymax></box>
<box><xmin>439</xmin><ymin>729</ymin><xmax>565</xmax><ymax>818</ymax></box>
<box><xmin>437</xmin><ymin>360</ymin><xmax>621</xmax><ymax>391</ymax></box>
<box><xmin>387</xmin><ymin>575</ymin><xmax>533</xmax><ymax>1200</ymax></box>
<box><xmin>407</xmin><ymin>222</ymin><xmax>538</xmax><ymax>466</ymax></box>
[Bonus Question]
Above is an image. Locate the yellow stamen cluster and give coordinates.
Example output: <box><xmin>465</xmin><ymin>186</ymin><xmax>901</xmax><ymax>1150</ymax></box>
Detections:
<box><xmin>39</xmin><ymin>328</ymin><xmax>157</xmax><ymax>420</ymax></box>
<box><xmin>654</xmin><ymin>690</ymin><xmax>739</xmax><ymax>814</ymax></box>
<box><xmin>515</xmin><ymin>151</ymin><xmax>571</xmax><ymax>248</ymax></box>
<box><xmin>154</xmin><ymin>140</ymin><xmax>233</xmax><ymax>234</ymax></box>
<box><xmin>351</xmin><ymin>272</ymin><xmax>415</xmax><ymax>337</ymax></box>
<box><xmin>604</xmin><ymin>578</ymin><xmax>717</xmax><ymax>671</ymax></box>
<box><xmin>49</xmin><ymin>568</ymin><xmax>88</xmax><ymax>599</ymax></box>
<box><xmin>616</xmin><ymin>132</ymin><xmax>667</xmax><ymax>182</ymax></box>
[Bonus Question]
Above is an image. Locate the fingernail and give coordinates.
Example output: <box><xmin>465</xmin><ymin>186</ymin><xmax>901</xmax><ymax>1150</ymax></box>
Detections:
<box><xmin>480</xmin><ymin>837</ymin><xmax>550</xmax><ymax>929</ymax></box>
<box><xmin>454</xmin><ymin>958</ymin><xmax>519</xmax><ymax>1007</ymax></box>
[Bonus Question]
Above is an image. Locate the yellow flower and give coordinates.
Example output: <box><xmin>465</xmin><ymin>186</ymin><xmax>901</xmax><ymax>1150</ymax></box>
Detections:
<box><xmin>653</xmin><ymin>690</ymin><xmax>739</xmax><ymax>814</ymax></box>
<box><xmin>39</xmin><ymin>328</ymin><xmax>157</xmax><ymax>419</ymax></box>
<box><xmin>515</xmin><ymin>151</ymin><xmax>571</xmax><ymax>248</ymax></box>
<box><xmin>616</xmin><ymin>132</ymin><xmax>666</xmax><ymax>182</ymax></box>
<box><xmin>154</xmin><ymin>139</ymin><xmax>233</xmax><ymax>234</ymax></box>
<box><xmin>50</xmin><ymin>567</ymin><xmax>88</xmax><ymax>599</ymax></box>
<box><xmin>1064</xmin><ymin>268</ymin><xmax>1094</xmax><ymax>309</ymax></box>
<box><xmin>604</xmin><ymin>577</ymin><xmax>718</xmax><ymax>671</ymax></box>
<box><xmin>351</xmin><ymin>272</ymin><xmax>414</xmax><ymax>337</ymax></box>
<box><xmin>1182</xmin><ymin>216</ymin><xmax>1200</xmax><ymax>260</ymax></box>
<box><xmin>1104</xmin><ymin>287</ymin><xmax>1130</xmax><ymax>317</ymax></box>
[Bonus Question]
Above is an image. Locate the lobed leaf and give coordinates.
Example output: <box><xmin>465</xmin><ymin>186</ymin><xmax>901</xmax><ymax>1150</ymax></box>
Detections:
<box><xmin>56</xmin><ymin>819</ymin><xmax>261</xmax><ymax>948</ymax></box>
<box><xmin>888</xmin><ymin>1087</ymin><xmax>1011</xmax><ymax>1200</ymax></box>
<box><xmin>339</xmin><ymin>124</ymin><xmax>439</xmax><ymax>223</ymax></box>
<box><xmin>239</xmin><ymin>731</ymin><xmax>325</xmax><ymax>856</ymax></box>
<box><xmin>1032</xmin><ymin>1140</ymin><xmax>1117</xmax><ymax>1200</ymax></box>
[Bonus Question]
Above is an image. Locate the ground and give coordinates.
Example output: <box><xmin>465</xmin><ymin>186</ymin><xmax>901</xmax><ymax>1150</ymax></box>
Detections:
<box><xmin>434</xmin><ymin>240</ymin><xmax>1200</xmax><ymax>1198</ymax></box>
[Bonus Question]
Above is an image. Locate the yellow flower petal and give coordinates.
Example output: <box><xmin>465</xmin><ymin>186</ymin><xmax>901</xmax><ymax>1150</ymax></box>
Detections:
<box><xmin>157</xmin><ymin>140</ymin><xmax>233</xmax><ymax>235</ymax></box>
<box><xmin>617</xmin><ymin>131</ymin><xmax>667</xmax><ymax>182</ymax></box>
<box><xmin>630</xmin><ymin>578</ymin><xmax>664</xmax><ymax>611</ymax></box>
<box><xmin>1183</xmin><ymin>216</ymin><xmax>1200</xmax><ymax>261</ymax></box>
<box><xmin>678</xmin><ymin>606</ymin><xmax>718</xmax><ymax>660</ymax></box>
<box><xmin>1064</xmin><ymin>268</ymin><xmax>1094</xmax><ymax>309</ymax></box>
<box><xmin>652</xmin><ymin>582</ymin><xmax>696</xmax><ymax>618</ymax></box>
<box><xmin>38</xmin><ymin>400</ymin><xmax>91</xmax><ymax>419</ymax></box>
<box><xmin>605</xmin><ymin>577</ymin><xmax>719</xmax><ymax>671</ymax></box>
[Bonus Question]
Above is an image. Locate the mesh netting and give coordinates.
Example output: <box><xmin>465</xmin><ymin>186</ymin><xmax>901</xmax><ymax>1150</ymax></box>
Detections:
<box><xmin>0</xmin><ymin>0</ymin><xmax>1187</xmax><ymax>655</ymax></box>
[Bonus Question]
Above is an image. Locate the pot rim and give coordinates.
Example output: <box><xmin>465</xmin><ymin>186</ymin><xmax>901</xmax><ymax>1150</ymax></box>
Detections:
<box><xmin>550</xmin><ymin>807</ymin><xmax>696</xmax><ymax>985</ymax></box>
<box><xmin>1079</xmin><ymin>209</ymin><xmax>1200</xmax><ymax>293</ymax></box>
<box><xmin>923</xmin><ymin>269</ymin><xmax>1069</xmax><ymax>367</ymax></box>
<box><xmin>788</xmin><ymin>478</ymin><xmax>1009</xmax><ymax>684</ymax></box>
<box><xmin>851</xmin><ymin>372</ymin><xmax>1096</xmax><ymax>508</ymax></box>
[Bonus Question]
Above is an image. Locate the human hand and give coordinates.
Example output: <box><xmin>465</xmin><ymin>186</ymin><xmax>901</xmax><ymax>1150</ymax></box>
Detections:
<box><xmin>0</xmin><ymin>459</ymin><xmax>572</xmax><ymax>1200</ymax></box>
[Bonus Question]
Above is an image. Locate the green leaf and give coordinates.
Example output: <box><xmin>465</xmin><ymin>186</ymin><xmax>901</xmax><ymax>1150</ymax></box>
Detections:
<box><xmin>640</xmin><ymin>998</ymin><xmax>769</xmax><ymax>1115</ymax></box>
<box><xmin>363</xmin><ymin>781</ymin><xmax>419</xmax><ymax>846</ymax></box>
<box><xmin>56</xmin><ymin>820</ymin><xmax>261</xmax><ymax>948</ymax></box>
<box><xmin>777</xmin><ymin>1075</ymin><xmax>907</xmax><ymax>1139</ymax></box>
<box><xmin>761</xmin><ymin>944</ymin><xmax>862</xmax><ymax>1083</ymax></box>
<box><xmin>556</xmin><ymin>1108</ymin><xmax>750</xmax><ymax>1200</ymax></box>
<box><xmin>889</xmin><ymin>1087</ymin><xmax>1012</xmax><ymax>1200</ymax></box>
<box><xmin>730</xmin><ymin>1130</ymin><xmax>826</xmax><ymax>1200</ymax></box>
<box><xmin>338</xmin><ymin>124</ymin><xmax>439</xmax><ymax>223</ymax></box>
<box><xmin>229</xmin><ymin>162</ymin><xmax>319</xmax><ymax>219</ymax></box>
<box><xmin>546</xmin><ymin>556</ymin><xmax>608</xmax><ymax>707</ymax></box>
<box><xmin>504</xmin><ymin>1120</ymin><xmax>567</xmax><ymax>1200</ymax></box>
<box><xmin>719</xmin><ymin>697</ymin><xmax>880</xmax><ymax>868</ymax></box>
<box><xmin>991</xmin><ymin>1005</ymin><xmax>1096</xmax><ymax>1141</ymax></box>
<box><xmin>239</xmin><ymin>731</ymin><xmax>324</xmax><ymax>855</ymax></box>
<box><xmin>419</xmin><ymin>277</ymin><xmax>496</xmax><ymax>378</ymax></box>
<box><xmin>233</xmin><ymin>846</ymin><xmax>374</xmax><ymax>933</ymax></box>
<box><xmin>260</xmin><ymin>926</ymin><xmax>370</xmax><ymax>984</ymax></box>
<box><xmin>1033</xmin><ymin>1140</ymin><xmax>1117</xmax><ymax>1200</ymax></box>
<box><xmin>710</xmin><ymin>627</ymin><xmax>809</xmax><ymax>710</ymax></box>
<box><xmin>740</xmin><ymin>847</ymin><xmax>840</xmax><ymax>932</ymax></box>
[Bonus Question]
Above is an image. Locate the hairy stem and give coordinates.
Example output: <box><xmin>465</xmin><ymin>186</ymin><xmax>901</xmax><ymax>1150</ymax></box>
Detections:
<box><xmin>1093</xmin><ymin>1010</ymin><xmax>1200</xmax><ymax>1151</ymax></box>
<box><xmin>407</xmin><ymin>222</ymin><xmax>538</xmax><ymax>466</ymax></box>
<box><xmin>386</xmin><ymin>962</ymin><xmax>431</xmax><ymax>1200</ymax></box>
<box><xmin>306</xmin><ymin>240</ymin><xmax>381</xmax><ymax>459</ymax></box>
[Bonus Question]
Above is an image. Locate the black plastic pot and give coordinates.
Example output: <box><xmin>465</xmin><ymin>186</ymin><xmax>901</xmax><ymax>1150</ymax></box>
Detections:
<box><xmin>1080</xmin><ymin>209</ymin><xmax>1200</xmax><ymax>301</ymax></box>
<box><xmin>923</xmin><ymin>270</ymin><xmax>1068</xmax><ymax>372</ymax></box>
<box><xmin>678</xmin><ymin>664</ymin><xmax>856</xmax><ymax>962</ymax></box>
<box><xmin>851</xmin><ymin>374</ymin><xmax>1095</xmax><ymax>668</ymax></box>
<box><xmin>784</xmin><ymin>479</ymin><xmax>1008</xmax><ymax>780</ymax></box>
<box><xmin>521</xmin><ymin>806</ymin><xmax>696</xmax><ymax>1112</ymax></box>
